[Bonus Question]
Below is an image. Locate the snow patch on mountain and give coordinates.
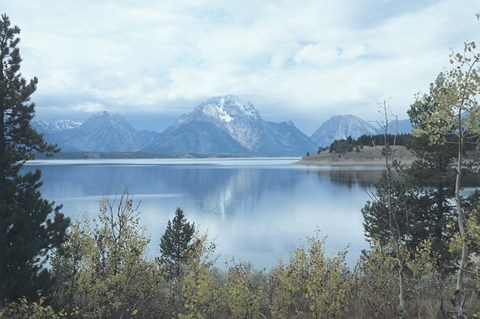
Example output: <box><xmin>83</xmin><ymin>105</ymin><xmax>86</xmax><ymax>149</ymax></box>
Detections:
<box><xmin>33</xmin><ymin>119</ymin><xmax>82</xmax><ymax>132</ymax></box>
<box><xmin>203</xmin><ymin>103</ymin><xmax>233</xmax><ymax>123</ymax></box>
<box><xmin>52</xmin><ymin>119</ymin><xmax>82</xmax><ymax>130</ymax></box>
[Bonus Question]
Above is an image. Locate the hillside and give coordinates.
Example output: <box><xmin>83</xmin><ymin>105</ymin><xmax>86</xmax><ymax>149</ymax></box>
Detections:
<box><xmin>298</xmin><ymin>146</ymin><xmax>416</xmax><ymax>165</ymax></box>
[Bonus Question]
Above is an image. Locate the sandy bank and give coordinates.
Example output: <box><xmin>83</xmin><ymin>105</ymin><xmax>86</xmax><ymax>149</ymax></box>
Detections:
<box><xmin>297</xmin><ymin>146</ymin><xmax>416</xmax><ymax>166</ymax></box>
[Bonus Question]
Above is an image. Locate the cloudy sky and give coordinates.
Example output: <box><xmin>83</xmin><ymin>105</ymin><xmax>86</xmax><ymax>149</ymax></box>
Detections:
<box><xmin>2</xmin><ymin>0</ymin><xmax>479</xmax><ymax>134</ymax></box>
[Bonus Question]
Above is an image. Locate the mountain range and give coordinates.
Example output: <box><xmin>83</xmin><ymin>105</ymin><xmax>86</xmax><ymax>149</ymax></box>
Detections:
<box><xmin>33</xmin><ymin>95</ymin><xmax>412</xmax><ymax>156</ymax></box>
<box><xmin>33</xmin><ymin>112</ymin><xmax>160</xmax><ymax>152</ymax></box>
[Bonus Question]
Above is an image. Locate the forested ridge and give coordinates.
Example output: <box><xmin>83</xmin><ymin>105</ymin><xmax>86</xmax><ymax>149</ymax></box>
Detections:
<box><xmin>1</xmin><ymin>13</ymin><xmax>480</xmax><ymax>319</ymax></box>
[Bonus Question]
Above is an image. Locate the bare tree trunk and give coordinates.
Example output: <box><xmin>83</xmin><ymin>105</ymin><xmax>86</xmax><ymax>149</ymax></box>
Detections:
<box><xmin>380</xmin><ymin>101</ymin><xmax>406</xmax><ymax>319</ymax></box>
<box><xmin>454</xmin><ymin>119</ymin><xmax>467</xmax><ymax>318</ymax></box>
<box><xmin>388</xmin><ymin>159</ymin><xmax>406</xmax><ymax>319</ymax></box>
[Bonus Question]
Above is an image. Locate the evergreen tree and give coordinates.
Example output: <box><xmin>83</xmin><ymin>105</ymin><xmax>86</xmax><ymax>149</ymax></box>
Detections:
<box><xmin>362</xmin><ymin>138</ymin><xmax>458</xmax><ymax>268</ymax></box>
<box><xmin>363</xmin><ymin>94</ymin><xmax>468</xmax><ymax>270</ymax></box>
<box><xmin>159</xmin><ymin>208</ymin><xmax>195</xmax><ymax>276</ymax></box>
<box><xmin>0</xmin><ymin>14</ymin><xmax>69</xmax><ymax>303</ymax></box>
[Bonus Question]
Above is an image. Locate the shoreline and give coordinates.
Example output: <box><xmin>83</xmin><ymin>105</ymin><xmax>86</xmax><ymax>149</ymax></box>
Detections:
<box><xmin>296</xmin><ymin>158</ymin><xmax>415</xmax><ymax>166</ymax></box>
<box><xmin>297</xmin><ymin>146</ymin><xmax>416</xmax><ymax>166</ymax></box>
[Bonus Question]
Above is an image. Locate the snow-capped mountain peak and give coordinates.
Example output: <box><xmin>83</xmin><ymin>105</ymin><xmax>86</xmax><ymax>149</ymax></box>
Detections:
<box><xmin>146</xmin><ymin>95</ymin><xmax>316</xmax><ymax>155</ymax></box>
<box><xmin>32</xmin><ymin>119</ymin><xmax>82</xmax><ymax>132</ymax></box>
<box><xmin>194</xmin><ymin>95</ymin><xmax>261</xmax><ymax>123</ymax></box>
<box><xmin>51</xmin><ymin>119</ymin><xmax>82</xmax><ymax>131</ymax></box>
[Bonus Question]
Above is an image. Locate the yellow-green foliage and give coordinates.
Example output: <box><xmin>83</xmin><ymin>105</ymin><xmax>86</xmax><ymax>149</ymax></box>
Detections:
<box><xmin>179</xmin><ymin>234</ymin><xmax>220</xmax><ymax>319</ymax></box>
<box><xmin>0</xmin><ymin>296</ymin><xmax>64</xmax><ymax>319</ymax></box>
<box><xmin>8</xmin><ymin>218</ymin><xmax>480</xmax><ymax>319</ymax></box>
<box><xmin>412</xmin><ymin>41</ymin><xmax>480</xmax><ymax>144</ymax></box>
<box><xmin>451</xmin><ymin>201</ymin><xmax>480</xmax><ymax>294</ymax></box>
<box><xmin>469</xmin><ymin>209</ymin><xmax>480</xmax><ymax>288</ymax></box>
<box><xmin>354</xmin><ymin>242</ymin><xmax>399</xmax><ymax>318</ymax></box>
<box><xmin>466</xmin><ymin>203</ymin><xmax>480</xmax><ymax>316</ymax></box>
<box><xmin>268</xmin><ymin>233</ymin><xmax>352</xmax><ymax>319</ymax></box>
<box><xmin>52</xmin><ymin>194</ymin><xmax>159</xmax><ymax>319</ymax></box>
<box><xmin>8</xmin><ymin>193</ymin><xmax>479</xmax><ymax>319</ymax></box>
<box><xmin>180</xmin><ymin>266</ymin><xmax>217</xmax><ymax>319</ymax></box>
<box><xmin>406</xmin><ymin>240</ymin><xmax>446</xmax><ymax>318</ymax></box>
<box><xmin>223</xmin><ymin>262</ymin><xmax>263</xmax><ymax>319</ymax></box>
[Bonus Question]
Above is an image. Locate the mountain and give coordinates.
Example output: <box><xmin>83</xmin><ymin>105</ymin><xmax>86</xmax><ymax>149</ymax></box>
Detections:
<box><xmin>33</xmin><ymin>119</ymin><xmax>82</xmax><ymax>132</ymax></box>
<box><xmin>311</xmin><ymin>115</ymin><xmax>379</xmax><ymax>147</ymax></box>
<box><xmin>62</xmin><ymin>112</ymin><xmax>146</xmax><ymax>152</ymax></box>
<box><xmin>145</xmin><ymin>95</ymin><xmax>316</xmax><ymax>156</ymax></box>
<box><xmin>34</xmin><ymin>112</ymin><xmax>160</xmax><ymax>152</ymax></box>
<box><xmin>145</xmin><ymin>121</ymin><xmax>248</xmax><ymax>155</ymax></box>
<box><xmin>32</xmin><ymin>119</ymin><xmax>83</xmax><ymax>151</ymax></box>
<box><xmin>389</xmin><ymin>119</ymin><xmax>412</xmax><ymax>134</ymax></box>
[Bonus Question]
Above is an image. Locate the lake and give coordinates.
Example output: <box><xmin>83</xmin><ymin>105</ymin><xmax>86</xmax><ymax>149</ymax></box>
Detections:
<box><xmin>24</xmin><ymin>158</ymin><xmax>388</xmax><ymax>269</ymax></box>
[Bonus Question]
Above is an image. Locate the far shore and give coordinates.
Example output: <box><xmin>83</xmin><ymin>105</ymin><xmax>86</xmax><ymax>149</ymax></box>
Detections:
<box><xmin>296</xmin><ymin>158</ymin><xmax>415</xmax><ymax>166</ymax></box>
<box><xmin>297</xmin><ymin>146</ymin><xmax>416</xmax><ymax>166</ymax></box>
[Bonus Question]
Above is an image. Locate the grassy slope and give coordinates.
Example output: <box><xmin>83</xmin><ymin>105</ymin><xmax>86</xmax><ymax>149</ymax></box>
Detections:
<box><xmin>298</xmin><ymin>146</ymin><xmax>416</xmax><ymax>165</ymax></box>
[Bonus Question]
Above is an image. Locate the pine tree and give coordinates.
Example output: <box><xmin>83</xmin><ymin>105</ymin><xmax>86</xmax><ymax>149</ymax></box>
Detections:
<box><xmin>362</xmin><ymin>135</ymin><xmax>458</xmax><ymax>266</ymax></box>
<box><xmin>0</xmin><ymin>14</ymin><xmax>70</xmax><ymax>303</ymax></box>
<box><xmin>159</xmin><ymin>207</ymin><xmax>195</xmax><ymax>276</ymax></box>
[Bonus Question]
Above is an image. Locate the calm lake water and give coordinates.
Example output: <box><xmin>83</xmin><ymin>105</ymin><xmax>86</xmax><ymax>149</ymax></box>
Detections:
<box><xmin>24</xmin><ymin>158</ymin><xmax>389</xmax><ymax>269</ymax></box>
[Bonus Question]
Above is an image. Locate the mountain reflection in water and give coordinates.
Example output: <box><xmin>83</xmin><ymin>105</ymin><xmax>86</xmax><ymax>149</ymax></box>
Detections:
<box><xmin>24</xmin><ymin>158</ymin><xmax>389</xmax><ymax>269</ymax></box>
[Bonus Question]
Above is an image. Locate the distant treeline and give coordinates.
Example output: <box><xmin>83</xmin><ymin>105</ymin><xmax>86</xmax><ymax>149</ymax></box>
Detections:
<box><xmin>36</xmin><ymin>152</ymin><xmax>251</xmax><ymax>159</ymax></box>
<box><xmin>325</xmin><ymin>133</ymin><xmax>480</xmax><ymax>155</ymax></box>
<box><xmin>325</xmin><ymin>133</ymin><xmax>412</xmax><ymax>154</ymax></box>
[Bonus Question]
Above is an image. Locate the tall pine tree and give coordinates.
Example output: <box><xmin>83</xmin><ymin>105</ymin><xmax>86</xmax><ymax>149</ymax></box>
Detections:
<box><xmin>0</xmin><ymin>14</ymin><xmax>69</xmax><ymax>303</ymax></box>
<box><xmin>159</xmin><ymin>207</ymin><xmax>195</xmax><ymax>277</ymax></box>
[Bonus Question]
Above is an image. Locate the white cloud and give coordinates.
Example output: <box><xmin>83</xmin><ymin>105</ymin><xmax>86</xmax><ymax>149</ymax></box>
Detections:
<box><xmin>73</xmin><ymin>102</ymin><xmax>104</xmax><ymax>113</ymax></box>
<box><xmin>293</xmin><ymin>44</ymin><xmax>340</xmax><ymax>65</ymax></box>
<box><xmin>292</xmin><ymin>43</ymin><xmax>368</xmax><ymax>65</ymax></box>
<box><xmin>1</xmin><ymin>0</ymin><xmax>479</xmax><ymax>132</ymax></box>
